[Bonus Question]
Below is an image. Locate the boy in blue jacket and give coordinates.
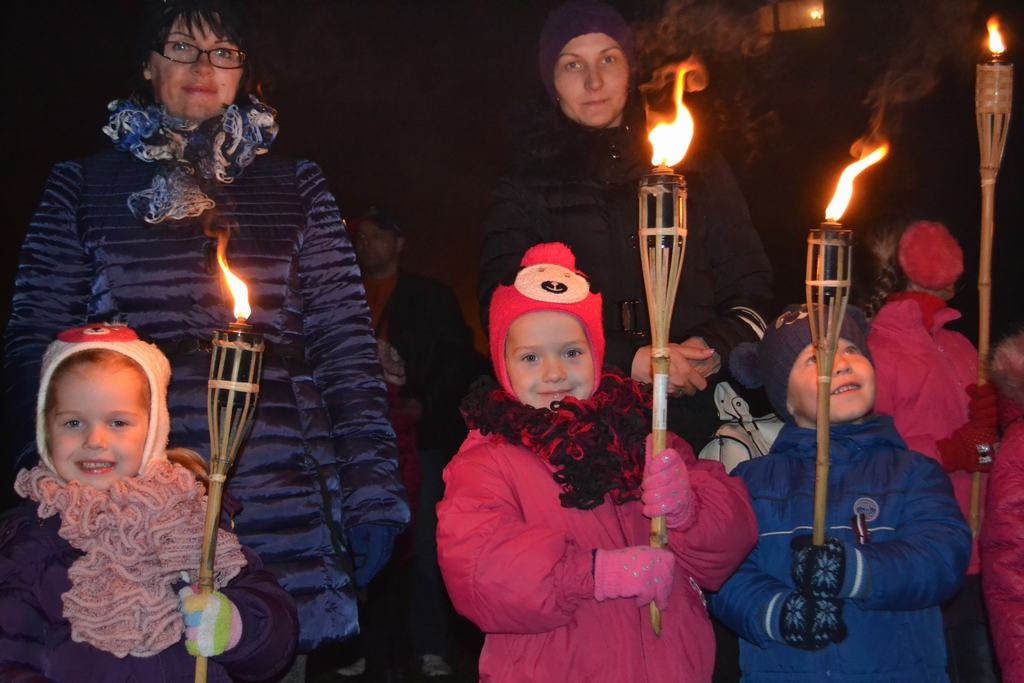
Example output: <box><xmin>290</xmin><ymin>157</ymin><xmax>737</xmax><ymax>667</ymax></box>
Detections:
<box><xmin>709</xmin><ymin>305</ymin><xmax>971</xmax><ymax>682</ymax></box>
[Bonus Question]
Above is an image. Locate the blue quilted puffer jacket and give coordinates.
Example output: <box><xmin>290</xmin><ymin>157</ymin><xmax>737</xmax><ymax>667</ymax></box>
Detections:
<box><xmin>709</xmin><ymin>416</ymin><xmax>970</xmax><ymax>682</ymax></box>
<box><xmin>4</xmin><ymin>148</ymin><xmax>410</xmax><ymax>650</ymax></box>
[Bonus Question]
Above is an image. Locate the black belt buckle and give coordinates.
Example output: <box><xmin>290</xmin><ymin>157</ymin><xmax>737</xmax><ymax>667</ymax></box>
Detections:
<box><xmin>619</xmin><ymin>299</ymin><xmax>645</xmax><ymax>337</ymax></box>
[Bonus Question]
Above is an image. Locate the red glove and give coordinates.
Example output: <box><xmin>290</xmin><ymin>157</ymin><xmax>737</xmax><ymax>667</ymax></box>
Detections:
<box><xmin>937</xmin><ymin>384</ymin><xmax>999</xmax><ymax>473</ymax></box>
<box><xmin>967</xmin><ymin>383</ymin><xmax>999</xmax><ymax>428</ymax></box>
<box><xmin>593</xmin><ymin>546</ymin><xmax>675</xmax><ymax>609</ymax></box>
<box><xmin>937</xmin><ymin>422</ymin><xmax>996</xmax><ymax>474</ymax></box>
<box><xmin>642</xmin><ymin>439</ymin><xmax>695</xmax><ymax>530</ymax></box>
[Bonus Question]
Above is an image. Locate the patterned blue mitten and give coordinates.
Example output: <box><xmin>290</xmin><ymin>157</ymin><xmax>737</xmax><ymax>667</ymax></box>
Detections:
<box><xmin>791</xmin><ymin>536</ymin><xmax>848</xmax><ymax>598</ymax></box>
<box><xmin>778</xmin><ymin>591</ymin><xmax>847</xmax><ymax>650</ymax></box>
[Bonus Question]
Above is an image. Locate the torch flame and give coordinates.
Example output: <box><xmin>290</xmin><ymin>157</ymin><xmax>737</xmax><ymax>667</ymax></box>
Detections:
<box><xmin>216</xmin><ymin>233</ymin><xmax>251</xmax><ymax>322</ymax></box>
<box><xmin>648</xmin><ymin>65</ymin><xmax>695</xmax><ymax>168</ymax></box>
<box><xmin>824</xmin><ymin>143</ymin><xmax>889</xmax><ymax>222</ymax></box>
<box><xmin>987</xmin><ymin>17</ymin><xmax>1005</xmax><ymax>56</ymax></box>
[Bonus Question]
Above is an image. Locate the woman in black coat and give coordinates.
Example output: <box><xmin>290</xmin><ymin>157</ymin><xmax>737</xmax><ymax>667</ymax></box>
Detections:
<box><xmin>479</xmin><ymin>0</ymin><xmax>774</xmax><ymax>448</ymax></box>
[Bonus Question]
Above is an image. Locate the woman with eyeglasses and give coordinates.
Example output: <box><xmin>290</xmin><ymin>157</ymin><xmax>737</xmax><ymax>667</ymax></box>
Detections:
<box><xmin>3</xmin><ymin>1</ymin><xmax>409</xmax><ymax>678</ymax></box>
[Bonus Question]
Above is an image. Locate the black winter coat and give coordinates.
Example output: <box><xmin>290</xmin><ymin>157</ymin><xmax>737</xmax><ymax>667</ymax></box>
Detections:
<box><xmin>479</xmin><ymin>104</ymin><xmax>773</xmax><ymax>447</ymax></box>
<box><xmin>381</xmin><ymin>272</ymin><xmax>483</xmax><ymax>454</ymax></box>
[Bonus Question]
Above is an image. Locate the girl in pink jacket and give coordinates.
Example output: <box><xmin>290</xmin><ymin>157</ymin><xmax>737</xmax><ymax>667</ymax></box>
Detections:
<box><xmin>436</xmin><ymin>243</ymin><xmax>757</xmax><ymax>682</ymax></box>
<box><xmin>864</xmin><ymin>220</ymin><xmax>998</xmax><ymax>682</ymax></box>
<box><xmin>982</xmin><ymin>330</ymin><xmax>1024</xmax><ymax>680</ymax></box>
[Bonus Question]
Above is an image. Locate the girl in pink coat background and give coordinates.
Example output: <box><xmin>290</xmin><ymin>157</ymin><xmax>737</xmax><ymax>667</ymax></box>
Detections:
<box><xmin>436</xmin><ymin>243</ymin><xmax>757</xmax><ymax>682</ymax></box>
<box><xmin>981</xmin><ymin>329</ymin><xmax>1024</xmax><ymax>681</ymax></box>
<box><xmin>864</xmin><ymin>220</ymin><xmax>999</xmax><ymax>682</ymax></box>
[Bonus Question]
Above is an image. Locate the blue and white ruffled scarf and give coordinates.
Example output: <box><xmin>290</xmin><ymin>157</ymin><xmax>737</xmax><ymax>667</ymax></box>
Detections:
<box><xmin>102</xmin><ymin>96</ymin><xmax>279</xmax><ymax>224</ymax></box>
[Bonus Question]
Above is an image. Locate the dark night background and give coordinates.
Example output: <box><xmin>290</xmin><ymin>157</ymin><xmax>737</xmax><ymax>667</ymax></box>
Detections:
<box><xmin>0</xmin><ymin>1</ymin><xmax>1022</xmax><ymax>678</ymax></box>
<box><xmin>2</xmin><ymin>0</ymin><xmax>1022</xmax><ymax>365</ymax></box>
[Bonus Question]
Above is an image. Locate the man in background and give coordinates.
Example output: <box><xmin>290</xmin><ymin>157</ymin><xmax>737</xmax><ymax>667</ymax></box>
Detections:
<box><xmin>344</xmin><ymin>207</ymin><xmax>484</xmax><ymax>678</ymax></box>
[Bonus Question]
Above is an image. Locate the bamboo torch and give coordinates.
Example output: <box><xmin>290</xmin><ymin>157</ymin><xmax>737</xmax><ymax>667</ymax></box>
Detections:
<box><xmin>807</xmin><ymin>143</ymin><xmax>887</xmax><ymax>545</ymax></box>
<box><xmin>195</xmin><ymin>235</ymin><xmax>264</xmax><ymax>683</ymax></box>
<box><xmin>971</xmin><ymin>16</ymin><xmax>1012</xmax><ymax>536</ymax></box>
<box><xmin>639</xmin><ymin>63</ymin><xmax>693</xmax><ymax>634</ymax></box>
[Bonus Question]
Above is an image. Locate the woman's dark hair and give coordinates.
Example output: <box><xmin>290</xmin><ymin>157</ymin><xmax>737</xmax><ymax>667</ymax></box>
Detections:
<box><xmin>133</xmin><ymin>0</ymin><xmax>258</xmax><ymax>106</ymax></box>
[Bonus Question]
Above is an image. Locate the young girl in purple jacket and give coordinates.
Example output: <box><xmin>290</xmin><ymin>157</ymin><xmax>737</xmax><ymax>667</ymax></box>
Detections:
<box><xmin>0</xmin><ymin>324</ymin><xmax>297</xmax><ymax>682</ymax></box>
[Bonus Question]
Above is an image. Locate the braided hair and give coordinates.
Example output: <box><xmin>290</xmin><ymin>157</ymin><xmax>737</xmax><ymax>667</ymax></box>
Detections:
<box><xmin>861</xmin><ymin>224</ymin><xmax>909</xmax><ymax>320</ymax></box>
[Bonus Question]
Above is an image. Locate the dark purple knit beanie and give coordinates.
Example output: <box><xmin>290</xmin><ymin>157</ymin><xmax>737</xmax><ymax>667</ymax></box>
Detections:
<box><xmin>729</xmin><ymin>304</ymin><xmax>872</xmax><ymax>422</ymax></box>
<box><xmin>538</xmin><ymin>0</ymin><xmax>635</xmax><ymax>101</ymax></box>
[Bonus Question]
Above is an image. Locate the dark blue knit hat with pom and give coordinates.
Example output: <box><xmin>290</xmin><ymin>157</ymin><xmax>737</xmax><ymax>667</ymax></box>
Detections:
<box><xmin>729</xmin><ymin>304</ymin><xmax>871</xmax><ymax>422</ymax></box>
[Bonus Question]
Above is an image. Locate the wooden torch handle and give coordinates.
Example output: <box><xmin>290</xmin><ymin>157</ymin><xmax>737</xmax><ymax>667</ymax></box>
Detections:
<box><xmin>194</xmin><ymin>477</ymin><xmax>226</xmax><ymax>683</ymax></box>
<box><xmin>812</xmin><ymin>352</ymin><xmax>835</xmax><ymax>546</ymax></box>
<box><xmin>648</xmin><ymin>354</ymin><xmax>672</xmax><ymax>635</ymax></box>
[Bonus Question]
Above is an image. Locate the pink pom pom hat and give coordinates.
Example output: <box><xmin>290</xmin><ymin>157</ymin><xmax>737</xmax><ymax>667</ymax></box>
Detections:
<box><xmin>489</xmin><ymin>242</ymin><xmax>605</xmax><ymax>399</ymax></box>
<box><xmin>898</xmin><ymin>220</ymin><xmax>964</xmax><ymax>291</ymax></box>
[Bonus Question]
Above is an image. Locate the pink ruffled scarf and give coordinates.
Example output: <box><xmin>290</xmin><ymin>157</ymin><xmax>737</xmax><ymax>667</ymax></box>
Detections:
<box><xmin>14</xmin><ymin>459</ymin><xmax>247</xmax><ymax>658</ymax></box>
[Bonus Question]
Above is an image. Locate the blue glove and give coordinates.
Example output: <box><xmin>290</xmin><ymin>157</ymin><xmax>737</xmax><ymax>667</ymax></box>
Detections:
<box><xmin>791</xmin><ymin>535</ymin><xmax>859</xmax><ymax>598</ymax></box>
<box><xmin>348</xmin><ymin>524</ymin><xmax>399</xmax><ymax>588</ymax></box>
<box><xmin>778</xmin><ymin>591</ymin><xmax>847</xmax><ymax>650</ymax></box>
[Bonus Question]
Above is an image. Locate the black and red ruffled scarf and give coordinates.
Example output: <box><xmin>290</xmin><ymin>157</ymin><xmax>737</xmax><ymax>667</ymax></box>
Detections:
<box><xmin>461</xmin><ymin>369</ymin><xmax>651</xmax><ymax>510</ymax></box>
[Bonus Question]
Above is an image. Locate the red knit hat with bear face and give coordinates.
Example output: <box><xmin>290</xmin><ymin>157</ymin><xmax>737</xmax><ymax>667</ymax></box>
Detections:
<box><xmin>898</xmin><ymin>220</ymin><xmax>964</xmax><ymax>291</ymax></box>
<box><xmin>489</xmin><ymin>242</ymin><xmax>605</xmax><ymax>400</ymax></box>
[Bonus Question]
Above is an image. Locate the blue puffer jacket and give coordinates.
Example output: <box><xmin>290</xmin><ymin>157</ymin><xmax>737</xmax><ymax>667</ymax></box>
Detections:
<box><xmin>709</xmin><ymin>416</ymin><xmax>970</xmax><ymax>682</ymax></box>
<box><xmin>3</xmin><ymin>149</ymin><xmax>410</xmax><ymax>650</ymax></box>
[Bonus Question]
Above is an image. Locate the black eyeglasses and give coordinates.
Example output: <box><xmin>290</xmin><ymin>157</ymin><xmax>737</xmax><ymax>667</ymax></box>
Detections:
<box><xmin>155</xmin><ymin>41</ymin><xmax>246</xmax><ymax>69</ymax></box>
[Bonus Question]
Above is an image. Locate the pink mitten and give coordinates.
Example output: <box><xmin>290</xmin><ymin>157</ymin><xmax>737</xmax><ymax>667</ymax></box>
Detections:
<box><xmin>593</xmin><ymin>546</ymin><xmax>675</xmax><ymax>608</ymax></box>
<box><xmin>642</xmin><ymin>441</ymin><xmax>695</xmax><ymax>530</ymax></box>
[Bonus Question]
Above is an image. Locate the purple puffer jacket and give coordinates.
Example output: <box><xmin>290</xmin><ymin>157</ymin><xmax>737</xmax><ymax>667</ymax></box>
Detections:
<box><xmin>0</xmin><ymin>503</ymin><xmax>298</xmax><ymax>683</ymax></box>
<box><xmin>3</xmin><ymin>148</ymin><xmax>410</xmax><ymax>649</ymax></box>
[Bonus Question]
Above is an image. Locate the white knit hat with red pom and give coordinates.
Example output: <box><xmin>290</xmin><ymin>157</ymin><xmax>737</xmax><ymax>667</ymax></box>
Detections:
<box><xmin>489</xmin><ymin>242</ymin><xmax>605</xmax><ymax>398</ymax></box>
<box><xmin>36</xmin><ymin>324</ymin><xmax>172</xmax><ymax>475</ymax></box>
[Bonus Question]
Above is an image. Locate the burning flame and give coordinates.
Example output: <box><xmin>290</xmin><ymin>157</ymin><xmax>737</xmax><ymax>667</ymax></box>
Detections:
<box><xmin>648</xmin><ymin>65</ymin><xmax>694</xmax><ymax>168</ymax></box>
<box><xmin>987</xmin><ymin>17</ymin><xmax>1005</xmax><ymax>56</ymax></box>
<box><xmin>824</xmin><ymin>143</ymin><xmax>889</xmax><ymax>222</ymax></box>
<box><xmin>216</xmin><ymin>233</ymin><xmax>251</xmax><ymax>322</ymax></box>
